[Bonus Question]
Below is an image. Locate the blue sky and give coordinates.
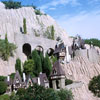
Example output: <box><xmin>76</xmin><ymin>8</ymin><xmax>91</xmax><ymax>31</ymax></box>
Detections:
<box><xmin>1</xmin><ymin>0</ymin><xmax>100</xmax><ymax>39</ymax></box>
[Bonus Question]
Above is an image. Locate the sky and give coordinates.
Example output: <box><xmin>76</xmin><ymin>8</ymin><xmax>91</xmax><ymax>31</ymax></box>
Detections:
<box><xmin>1</xmin><ymin>0</ymin><xmax>100</xmax><ymax>39</ymax></box>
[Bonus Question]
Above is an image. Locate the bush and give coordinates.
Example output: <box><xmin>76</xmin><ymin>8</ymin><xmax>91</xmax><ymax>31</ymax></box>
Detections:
<box><xmin>35</xmin><ymin>9</ymin><xmax>43</xmax><ymax>15</ymax></box>
<box><xmin>0</xmin><ymin>94</ymin><xmax>10</xmax><ymax>100</ymax></box>
<box><xmin>0</xmin><ymin>76</ymin><xmax>6</xmax><ymax>81</ymax></box>
<box><xmin>2</xmin><ymin>0</ymin><xmax>21</xmax><ymax>9</ymax></box>
<box><xmin>0</xmin><ymin>81</ymin><xmax>7</xmax><ymax>95</ymax></box>
<box><xmin>0</xmin><ymin>34</ymin><xmax>16</xmax><ymax>61</ymax></box>
<box><xmin>57</xmin><ymin>89</ymin><xmax>73</xmax><ymax>100</ymax></box>
<box><xmin>16</xmin><ymin>88</ymin><xmax>26</xmax><ymax>97</ymax></box>
<box><xmin>10</xmin><ymin>73</ymin><xmax>15</xmax><ymax>80</ymax></box>
<box><xmin>44</xmin><ymin>25</ymin><xmax>55</xmax><ymax>40</ymax></box>
<box><xmin>88</xmin><ymin>75</ymin><xmax>100</xmax><ymax>97</ymax></box>
<box><xmin>65</xmin><ymin>78</ymin><xmax>73</xmax><ymax>85</ymax></box>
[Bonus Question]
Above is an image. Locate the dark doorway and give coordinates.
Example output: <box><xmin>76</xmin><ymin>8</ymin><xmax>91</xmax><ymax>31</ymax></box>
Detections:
<box><xmin>23</xmin><ymin>43</ymin><xmax>31</xmax><ymax>58</ymax></box>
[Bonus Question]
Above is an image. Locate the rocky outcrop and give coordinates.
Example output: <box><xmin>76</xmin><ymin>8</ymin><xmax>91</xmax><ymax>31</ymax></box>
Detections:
<box><xmin>0</xmin><ymin>2</ymin><xmax>70</xmax><ymax>76</ymax></box>
<box><xmin>64</xmin><ymin>56</ymin><xmax>100</xmax><ymax>100</ymax></box>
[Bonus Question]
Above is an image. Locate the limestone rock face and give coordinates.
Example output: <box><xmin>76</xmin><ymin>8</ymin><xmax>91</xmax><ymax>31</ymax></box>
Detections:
<box><xmin>64</xmin><ymin>56</ymin><xmax>100</xmax><ymax>100</ymax></box>
<box><xmin>0</xmin><ymin>2</ymin><xmax>71</xmax><ymax>76</ymax></box>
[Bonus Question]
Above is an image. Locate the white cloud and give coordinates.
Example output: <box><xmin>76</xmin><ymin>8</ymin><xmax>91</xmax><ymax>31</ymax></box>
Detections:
<box><xmin>49</xmin><ymin>7</ymin><xmax>56</xmax><ymax>10</ymax></box>
<box><xmin>39</xmin><ymin>0</ymin><xmax>80</xmax><ymax>11</ymax></box>
<box><xmin>56</xmin><ymin>10</ymin><xmax>100</xmax><ymax>39</ymax></box>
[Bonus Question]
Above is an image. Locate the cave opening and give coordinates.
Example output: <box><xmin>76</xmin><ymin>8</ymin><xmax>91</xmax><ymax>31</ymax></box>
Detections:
<box><xmin>23</xmin><ymin>43</ymin><xmax>31</xmax><ymax>58</ymax></box>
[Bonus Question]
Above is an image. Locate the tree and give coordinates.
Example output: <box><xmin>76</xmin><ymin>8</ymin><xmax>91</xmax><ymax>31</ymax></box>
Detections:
<box><xmin>44</xmin><ymin>88</ymin><xmax>60</xmax><ymax>100</ymax></box>
<box><xmin>2</xmin><ymin>0</ymin><xmax>21</xmax><ymax>9</ymax></box>
<box><xmin>51</xmin><ymin>25</ymin><xmax>55</xmax><ymax>40</ymax></box>
<box><xmin>23</xmin><ymin>18</ymin><xmax>27</xmax><ymax>34</ymax></box>
<box><xmin>85</xmin><ymin>38</ymin><xmax>100</xmax><ymax>47</ymax></box>
<box><xmin>23</xmin><ymin>59</ymin><xmax>35</xmax><ymax>76</ymax></box>
<box><xmin>31</xmin><ymin>50</ymin><xmax>42</xmax><ymax>76</ymax></box>
<box><xmin>88</xmin><ymin>75</ymin><xmax>100</xmax><ymax>97</ymax></box>
<box><xmin>0</xmin><ymin>34</ymin><xmax>16</xmax><ymax>61</ymax></box>
<box><xmin>43</xmin><ymin>54</ymin><xmax>52</xmax><ymax>77</ymax></box>
<box><xmin>0</xmin><ymin>94</ymin><xmax>10</xmax><ymax>100</ymax></box>
<box><xmin>0</xmin><ymin>81</ymin><xmax>7</xmax><ymax>95</ymax></box>
<box><xmin>15</xmin><ymin>58</ymin><xmax>22</xmax><ymax>76</ymax></box>
<box><xmin>0</xmin><ymin>76</ymin><xmax>6</xmax><ymax>81</ymax></box>
<box><xmin>10</xmin><ymin>92</ymin><xmax>19</xmax><ymax>100</ymax></box>
<box><xmin>57</xmin><ymin>89</ymin><xmax>73</xmax><ymax>100</ymax></box>
<box><xmin>4</xmin><ymin>34</ymin><xmax>10</xmax><ymax>61</ymax></box>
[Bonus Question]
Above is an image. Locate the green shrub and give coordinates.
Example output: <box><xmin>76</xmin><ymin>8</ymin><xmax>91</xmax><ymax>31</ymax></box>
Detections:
<box><xmin>0</xmin><ymin>94</ymin><xmax>10</xmax><ymax>100</ymax></box>
<box><xmin>0</xmin><ymin>34</ymin><xmax>16</xmax><ymax>61</ymax></box>
<box><xmin>10</xmin><ymin>73</ymin><xmax>15</xmax><ymax>80</ymax></box>
<box><xmin>85</xmin><ymin>38</ymin><xmax>100</xmax><ymax>47</ymax></box>
<box><xmin>44</xmin><ymin>25</ymin><xmax>55</xmax><ymax>40</ymax></box>
<box><xmin>88</xmin><ymin>75</ymin><xmax>100</xmax><ymax>97</ymax></box>
<box><xmin>65</xmin><ymin>78</ymin><xmax>73</xmax><ymax>85</ymax></box>
<box><xmin>23</xmin><ymin>18</ymin><xmax>27</xmax><ymax>34</ymax></box>
<box><xmin>57</xmin><ymin>89</ymin><xmax>73</xmax><ymax>100</ymax></box>
<box><xmin>0</xmin><ymin>76</ymin><xmax>6</xmax><ymax>81</ymax></box>
<box><xmin>0</xmin><ymin>81</ymin><xmax>7</xmax><ymax>95</ymax></box>
<box><xmin>2</xmin><ymin>0</ymin><xmax>21</xmax><ymax>9</ymax></box>
<box><xmin>35</xmin><ymin>9</ymin><xmax>43</xmax><ymax>15</ymax></box>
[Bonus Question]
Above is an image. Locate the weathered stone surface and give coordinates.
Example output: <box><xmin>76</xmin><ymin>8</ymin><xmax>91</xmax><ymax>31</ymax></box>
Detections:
<box><xmin>0</xmin><ymin>2</ymin><xmax>70</xmax><ymax>76</ymax></box>
<box><xmin>64</xmin><ymin>56</ymin><xmax>100</xmax><ymax>100</ymax></box>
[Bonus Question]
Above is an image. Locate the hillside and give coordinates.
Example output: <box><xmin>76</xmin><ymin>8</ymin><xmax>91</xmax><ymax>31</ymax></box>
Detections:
<box><xmin>0</xmin><ymin>2</ymin><xmax>70</xmax><ymax>76</ymax></box>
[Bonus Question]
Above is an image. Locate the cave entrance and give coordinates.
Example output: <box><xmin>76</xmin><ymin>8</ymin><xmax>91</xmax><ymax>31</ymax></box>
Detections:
<box><xmin>23</xmin><ymin>43</ymin><xmax>31</xmax><ymax>58</ymax></box>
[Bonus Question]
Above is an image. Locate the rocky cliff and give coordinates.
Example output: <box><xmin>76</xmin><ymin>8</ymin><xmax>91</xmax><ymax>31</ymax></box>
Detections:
<box><xmin>0</xmin><ymin>2</ymin><xmax>70</xmax><ymax>76</ymax></box>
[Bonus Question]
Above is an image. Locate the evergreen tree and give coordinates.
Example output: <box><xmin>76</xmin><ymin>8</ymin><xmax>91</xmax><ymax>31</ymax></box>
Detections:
<box><xmin>4</xmin><ymin>34</ymin><xmax>10</xmax><ymax>61</ymax></box>
<box><xmin>23</xmin><ymin>59</ymin><xmax>35</xmax><ymax>76</ymax></box>
<box><xmin>23</xmin><ymin>18</ymin><xmax>27</xmax><ymax>34</ymax></box>
<box><xmin>15</xmin><ymin>58</ymin><xmax>22</xmax><ymax>76</ymax></box>
<box><xmin>43</xmin><ymin>54</ymin><xmax>52</xmax><ymax>77</ymax></box>
<box><xmin>51</xmin><ymin>25</ymin><xmax>55</xmax><ymax>40</ymax></box>
<box><xmin>31</xmin><ymin>50</ymin><xmax>42</xmax><ymax>76</ymax></box>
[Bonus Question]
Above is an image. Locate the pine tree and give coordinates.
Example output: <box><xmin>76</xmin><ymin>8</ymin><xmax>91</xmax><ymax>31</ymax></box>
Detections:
<box><xmin>23</xmin><ymin>18</ymin><xmax>27</xmax><ymax>34</ymax></box>
<box><xmin>4</xmin><ymin>34</ymin><xmax>10</xmax><ymax>60</ymax></box>
<box><xmin>43</xmin><ymin>54</ymin><xmax>52</xmax><ymax>77</ymax></box>
<box><xmin>51</xmin><ymin>25</ymin><xmax>55</xmax><ymax>40</ymax></box>
<box><xmin>15</xmin><ymin>58</ymin><xmax>22</xmax><ymax>76</ymax></box>
<box><xmin>31</xmin><ymin>50</ymin><xmax>42</xmax><ymax>76</ymax></box>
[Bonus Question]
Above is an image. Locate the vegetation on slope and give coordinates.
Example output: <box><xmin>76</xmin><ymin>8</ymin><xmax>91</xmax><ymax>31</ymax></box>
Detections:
<box><xmin>2</xmin><ymin>0</ymin><xmax>21</xmax><ymax>9</ymax></box>
<box><xmin>85</xmin><ymin>38</ymin><xmax>100</xmax><ymax>47</ymax></box>
<box><xmin>44</xmin><ymin>25</ymin><xmax>55</xmax><ymax>40</ymax></box>
<box><xmin>88</xmin><ymin>75</ymin><xmax>100</xmax><ymax>97</ymax></box>
<box><xmin>0</xmin><ymin>34</ymin><xmax>16</xmax><ymax>61</ymax></box>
